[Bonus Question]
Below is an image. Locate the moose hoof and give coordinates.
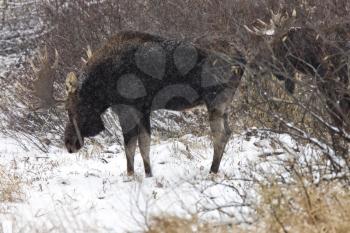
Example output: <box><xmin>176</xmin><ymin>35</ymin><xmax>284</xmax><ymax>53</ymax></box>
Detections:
<box><xmin>209</xmin><ymin>167</ymin><xmax>219</xmax><ymax>174</ymax></box>
<box><xmin>127</xmin><ymin>171</ymin><xmax>134</xmax><ymax>176</ymax></box>
<box><xmin>145</xmin><ymin>172</ymin><xmax>153</xmax><ymax>178</ymax></box>
<box><xmin>123</xmin><ymin>175</ymin><xmax>134</xmax><ymax>183</ymax></box>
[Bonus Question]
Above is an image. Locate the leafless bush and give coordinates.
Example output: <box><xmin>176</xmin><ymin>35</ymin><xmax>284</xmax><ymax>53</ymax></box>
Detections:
<box><xmin>222</xmin><ymin>0</ymin><xmax>350</xmax><ymax>177</ymax></box>
<box><xmin>145</xmin><ymin>181</ymin><xmax>350</xmax><ymax>233</ymax></box>
<box><xmin>252</xmin><ymin>175</ymin><xmax>350</xmax><ymax>233</ymax></box>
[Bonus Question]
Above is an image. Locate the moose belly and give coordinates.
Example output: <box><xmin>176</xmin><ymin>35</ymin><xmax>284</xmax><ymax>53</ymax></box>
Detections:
<box><xmin>153</xmin><ymin>96</ymin><xmax>203</xmax><ymax>111</ymax></box>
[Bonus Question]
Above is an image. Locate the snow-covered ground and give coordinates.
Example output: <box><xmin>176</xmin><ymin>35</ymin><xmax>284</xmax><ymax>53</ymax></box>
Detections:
<box><xmin>0</xmin><ymin>130</ymin><xmax>309</xmax><ymax>232</ymax></box>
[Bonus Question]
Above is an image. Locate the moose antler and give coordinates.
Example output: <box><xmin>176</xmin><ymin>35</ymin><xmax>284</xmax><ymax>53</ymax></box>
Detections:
<box><xmin>29</xmin><ymin>46</ymin><xmax>63</xmax><ymax>110</ymax></box>
<box><xmin>244</xmin><ymin>9</ymin><xmax>296</xmax><ymax>36</ymax></box>
<box><xmin>65</xmin><ymin>72</ymin><xmax>79</xmax><ymax>94</ymax></box>
<box><xmin>81</xmin><ymin>45</ymin><xmax>93</xmax><ymax>64</ymax></box>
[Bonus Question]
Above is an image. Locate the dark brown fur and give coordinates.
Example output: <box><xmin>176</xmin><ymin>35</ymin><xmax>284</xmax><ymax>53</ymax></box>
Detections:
<box><xmin>253</xmin><ymin>27</ymin><xmax>349</xmax><ymax>130</ymax></box>
<box><xmin>64</xmin><ymin>31</ymin><xmax>246</xmax><ymax>176</ymax></box>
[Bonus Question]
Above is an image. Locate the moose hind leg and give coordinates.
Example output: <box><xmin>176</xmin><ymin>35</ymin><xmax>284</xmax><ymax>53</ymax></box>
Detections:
<box><xmin>120</xmin><ymin>122</ymin><xmax>138</xmax><ymax>176</ymax></box>
<box><xmin>209</xmin><ymin>110</ymin><xmax>232</xmax><ymax>173</ymax></box>
<box><xmin>138</xmin><ymin>114</ymin><xmax>152</xmax><ymax>177</ymax></box>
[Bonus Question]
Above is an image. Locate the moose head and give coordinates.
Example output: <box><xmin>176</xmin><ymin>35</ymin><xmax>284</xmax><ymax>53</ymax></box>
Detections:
<box><xmin>30</xmin><ymin>45</ymin><xmax>105</xmax><ymax>153</ymax></box>
<box><xmin>64</xmin><ymin>72</ymin><xmax>106</xmax><ymax>153</ymax></box>
<box><xmin>244</xmin><ymin>8</ymin><xmax>299</xmax><ymax>93</ymax></box>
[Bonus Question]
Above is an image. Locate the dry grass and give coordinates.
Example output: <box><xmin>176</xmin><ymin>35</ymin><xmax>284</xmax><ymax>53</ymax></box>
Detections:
<box><xmin>146</xmin><ymin>181</ymin><xmax>350</xmax><ymax>233</ymax></box>
<box><xmin>146</xmin><ymin>215</ymin><xmax>244</xmax><ymax>233</ymax></box>
<box><xmin>0</xmin><ymin>164</ymin><xmax>24</xmax><ymax>203</ymax></box>
<box><xmin>254</xmin><ymin>180</ymin><xmax>350</xmax><ymax>233</ymax></box>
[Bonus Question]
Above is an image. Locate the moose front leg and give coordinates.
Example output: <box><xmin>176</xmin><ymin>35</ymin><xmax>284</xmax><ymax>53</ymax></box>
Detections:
<box><xmin>138</xmin><ymin>114</ymin><xmax>152</xmax><ymax>177</ymax></box>
<box><xmin>209</xmin><ymin>110</ymin><xmax>232</xmax><ymax>173</ymax></box>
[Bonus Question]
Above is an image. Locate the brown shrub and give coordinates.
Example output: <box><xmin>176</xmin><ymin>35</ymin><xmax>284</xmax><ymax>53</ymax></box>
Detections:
<box><xmin>0</xmin><ymin>164</ymin><xmax>24</xmax><ymax>203</ymax></box>
<box><xmin>146</xmin><ymin>215</ymin><xmax>243</xmax><ymax>233</ymax></box>
<box><xmin>254</xmin><ymin>180</ymin><xmax>350</xmax><ymax>233</ymax></box>
<box><xmin>146</xmin><ymin>181</ymin><xmax>350</xmax><ymax>233</ymax></box>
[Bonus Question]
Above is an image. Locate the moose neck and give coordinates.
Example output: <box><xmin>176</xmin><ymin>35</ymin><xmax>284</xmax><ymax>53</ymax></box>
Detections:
<box><xmin>78</xmin><ymin>70</ymin><xmax>111</xmax><ymax>117</ymax></box>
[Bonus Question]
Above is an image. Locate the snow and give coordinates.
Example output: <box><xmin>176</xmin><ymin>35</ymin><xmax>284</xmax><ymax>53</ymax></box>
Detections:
<box><xmin>0</xmin><ymin>130</ymin><xmax>317</xmax><ymax>232</ymax></box>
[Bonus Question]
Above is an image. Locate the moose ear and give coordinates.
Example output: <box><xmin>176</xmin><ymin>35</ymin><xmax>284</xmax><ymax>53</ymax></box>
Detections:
<box><xmin>66</xmin><ymin>72</ymin><xmax>78</xmax><ymax>94</ymax></box>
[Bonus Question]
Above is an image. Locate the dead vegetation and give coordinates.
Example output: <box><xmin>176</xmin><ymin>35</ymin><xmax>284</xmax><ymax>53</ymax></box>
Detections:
<box><xmin>146</xmin><ymin>180</ymin><xmax>350</xmax><ymax>233</ymax></box>
<box><xmin>255</xmin><ymin>181</ymin><xmax>350</xmax><ymax>233</ymax></box>
<box><xmin>0</xmin><ymin>164</ymin><xmax>24</xmax><ymax>203</ymax></box>
<box><xmin>146</xmin><ymin>215</ymin><xmax>242</xmax><ymax>233</ymax></box>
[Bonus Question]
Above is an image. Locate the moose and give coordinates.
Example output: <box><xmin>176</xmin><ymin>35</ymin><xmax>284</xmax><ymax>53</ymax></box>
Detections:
<box><xmin>245</xmin><ymin>10</ymin><xmax>350</xmax><ymax>135</ymax></box>
<box><xmin>59</xmin><ymin>31</ymin><xmax>245</xmax><ymax>177</ymax></box>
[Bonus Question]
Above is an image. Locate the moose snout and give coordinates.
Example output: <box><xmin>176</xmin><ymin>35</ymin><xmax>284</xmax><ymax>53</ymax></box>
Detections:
<box><xmin>65</xmin><ymin>136</ymin><xmax>83</xmax><ymax>153</ymax></box>
<box><xmin>64</xmin><ymin>123</ymin><xmax>84</xmax><ymax>153</ymax></box>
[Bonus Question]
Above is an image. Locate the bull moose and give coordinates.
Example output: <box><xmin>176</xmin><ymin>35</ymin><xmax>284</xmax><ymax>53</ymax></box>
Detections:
<box><xmin>245</xmin><ymin>10</ymin><xmax>350</xmax><ymax>134</ymax></box>
<box><xmin>59</xmin><ymin>31</ymin><xmax>246</xmax><ymax>177</ymax></box>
